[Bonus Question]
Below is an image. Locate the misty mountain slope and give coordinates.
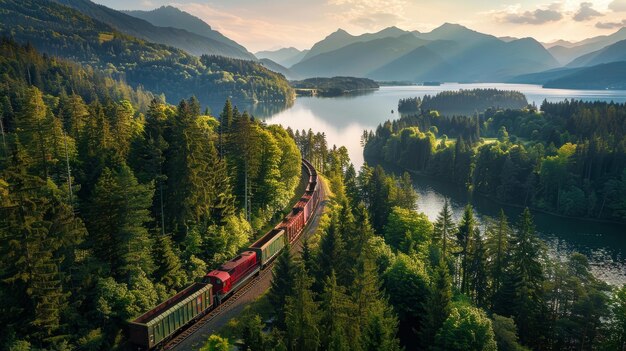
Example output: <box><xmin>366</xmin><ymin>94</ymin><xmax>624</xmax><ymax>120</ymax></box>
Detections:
<box><xmin>124</xmin><ymin>5</ymin><xmax>253</xmax><ymax>56</ymax></box>
<box><xmin>567</xmin><ymin>39</ymin><xmax>626</xmax><ymax>68</ymax></box>
<box><xmin>549</xmin><ymin>27</ymin><xmax>626</xmax><ymax>65</ymax></box>
<box><xmin>453</xmin><ymin>37</ymin><xmax>559</xmax><ymax>81</ymax></box>
<box><xmin>256</xmin><ymin>47</ymin><xmax>309</xmax><ymax>67</ymax></box>
<box><xmin>544</xmin><ymin>61</ymin><xmax>626</xmax><ymax>89</ymax></box>
<box><xmin>367</xmin><ymin>45</ymin><xmax>458</xmax><ymax>82</ymax></box>
<box><xmin>300</xmin><ymin>26</ymin><xmax>411</xmax><ymax>62</ymax></box>
<box><xmin>53</xmin><ymin>0</ymin><xmax>255</xmax><ymax>59</ymax></box>
<box><xmin>291</xmin><ymin>34</ymin><xmax>429</xmax><ymax>77</ymax></box>
<box><xmin>258</xmin><ymin>58</ymin><xmax>300</xmax><ymax>80</ymax></box>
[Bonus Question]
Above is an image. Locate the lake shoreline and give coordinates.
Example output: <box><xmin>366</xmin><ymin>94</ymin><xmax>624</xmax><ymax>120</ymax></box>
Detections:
<box><xmin>367</xmin><ymin>157</ymin><xmax>626</xmax><ymax>227</ymax></box>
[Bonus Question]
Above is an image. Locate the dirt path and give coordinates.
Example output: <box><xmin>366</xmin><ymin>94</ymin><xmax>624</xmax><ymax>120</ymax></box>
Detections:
<box><xmin>170</xmin><ymin>178</ymin><xmax>329</xmax><ymax>351</ymax></box>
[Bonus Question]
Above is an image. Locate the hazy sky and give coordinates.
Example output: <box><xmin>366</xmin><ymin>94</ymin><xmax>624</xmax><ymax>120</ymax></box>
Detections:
<box><xmin>94</xmin><ymin>0</ymin><xmax>626</xmax><ymax>52</ymax></box>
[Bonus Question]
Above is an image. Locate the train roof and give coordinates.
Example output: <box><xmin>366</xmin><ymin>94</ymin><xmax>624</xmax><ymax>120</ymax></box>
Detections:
<box><xmin>250</xmin><ymin>229</ymin><xmax>284</xmax><ymax>248</ymax></box>
<box><xmin>206</xmin><ymin>270</ymin><xmax>229</xmax><ymax>282</ymax></box>
<box><xmin>220</xmin><ymin>251</ymin><xmax>256</xmax><ymax>272</ymax></box>
<box><xmin>131</xmin><ymin>282</ymin><xmax>211</xmax><ymax>325</ymax></box>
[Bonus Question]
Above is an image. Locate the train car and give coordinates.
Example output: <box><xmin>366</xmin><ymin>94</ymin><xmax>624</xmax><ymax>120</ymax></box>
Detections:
<box><xmin>205</xmin><ymin>251</ymin><xmax>260</xmax><ymax>303</ymax></box>
<box><xmin>128</xmin><ymin>283</ymin><xmax>213</xmax><ymax>350</ymax></box>
<box><xmin>283</xmin><ymin>208</ymin><xmax>305</xmax><ymax>243</ymax></box>
<box><xmin>249</xmin><ymin>229</ymin><xmax>286</xmax><ymax>268</ymax></box>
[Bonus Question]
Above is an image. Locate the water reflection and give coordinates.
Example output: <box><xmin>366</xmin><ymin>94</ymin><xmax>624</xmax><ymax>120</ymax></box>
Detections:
<box><xmin>375</xmin><ymin>160</ymin><xmax>626</xmax><ymax>286</ymax></box>
<box><xmin>206</xmin><ymin>99</ymin><xmax>294</xmax><ymax>119</ymax></box>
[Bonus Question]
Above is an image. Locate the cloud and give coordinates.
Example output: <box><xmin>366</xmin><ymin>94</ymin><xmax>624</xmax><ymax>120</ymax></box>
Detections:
<box><xmin>497</xmin><ymin>3</ymin><xmax>564</xmax><ymax>25</ymax></box>
<box><xmin>327</xmin><ymin>0</ymin><xmax>409</xmax><ymax>29</ymax></box>
<box><xmin>350</xmin><ymin>13</ymin><xmax>402</xmax><ymax>30</ymax></box>
<box><xmin>595</xmin><ymin>19</ymin><xmax>626</xmax><ymax>28</ymax></box>
<box><xmin>573</xmin><ymin>2</ymin><xmax>603</xmax><ymax>21</ymax></box>
<box><xmin>609</xmin><ymin>0</ymin><xmax>626</xmax><ymax>12</ymax></box>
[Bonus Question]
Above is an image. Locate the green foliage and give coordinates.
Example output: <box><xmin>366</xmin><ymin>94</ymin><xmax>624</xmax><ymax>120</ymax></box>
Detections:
<box><xmin>398</xmin><ymin>89</ymin><xmax>528</xmax><ymax>116</ymax></box>
<box><xmin>433</xmin><ymin>304</ymin><xmax>497</xmax><ymax>351</ymax></box>
<box><xmin>384</xmin><ymin>206</ymin><xmax>432</xmax><ymax>255</ymax></box>
<box><xmin>422</xmin><ymin>262</ymin><xmax>453</xmax><ymax>348</ymax></box>
<box><xmin>291</xmin><ymin>77</ymin><xmax>379</xmax><ymax>97</ymax></box>
<box><xmin>491</xmin><ymin>314</ymin><xmax>528</xmax><ymax>351</ymax></box>
<box><xmin>285</xmin><ymin>267</ymin><xmax>319</xmax><ymax>351</ymax></box>
<box><xmin>200</xmin><ymin>335</ymin><xmax>230</xmax><ymax>351</ymax></box>
<box><xmin>85</xmin><ymin>164</ymin><xmax>155</xmax><ymax>280</ymax></box>
<box><xmin>269</xmin><ymin>243</ymin><xmax>296</xmax><ymax>329</ymax></box>
<box><xmin>383</xmin><ymin>254</ymin><xmax>430</xmax><ymax>337</ymax></box>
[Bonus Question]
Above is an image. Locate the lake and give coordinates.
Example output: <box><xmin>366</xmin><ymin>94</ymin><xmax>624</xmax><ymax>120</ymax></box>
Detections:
<box><xmin>253</xmin><ymin>83</ymin><xmax>626</xmax><ymax>286</ymax></box>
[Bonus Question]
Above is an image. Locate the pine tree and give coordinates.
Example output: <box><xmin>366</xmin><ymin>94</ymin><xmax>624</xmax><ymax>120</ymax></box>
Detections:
<box><xmin>468</xmin><ymin>228</ymin><xmax>488</xmax><ymax>307</ymax></box>
<box><xmin>269</xmin><ymin>243</ymin><xmax>296</xmax><ymax>329</ymax></box>
<box><xmin>319</xmin><ymin>271</ymin><xmax>352</xmax><ymax>351</ymax></box>
<box><xmin>485</xmin><ymin>210</ymin><xmax>511</xmax><ymax>307</ymax></box>
<box><xmin>86</xmin><ymin>164</ymin><xmax>155</xmax><ymax>281</ymax></box>
<box><xmin>316</xmin><ymin>214</ymin><xmax>346</xmax><ymax>285</ymax></box>
<box><xmin>456</xmin><ymin>204</ymin><xmax>475</xmax><ymax>294</ymax></box>
<box><xmin>422</xmin><ymin>261</ymin><xmax>453</xmax><ymax>348</ymax></box>
<box><xmin>241</xmin><ymin>314</ymin><xmax>265</xmax><ymax>351</ymax></box>
<box><xmin>509</xmin><ymin>208</ymin><xmax>545</xmax><ymax>346</ymax></box>
<box><xmin>152</xmin><ymin>233</ymin><xmax>185</xmax><ymax>291</ymax></box>
<box><xmin>285</xmin><ymin>265</ymin><xmax>319</xmax><ymax>351</ymax></box>
<box><xmin>433</xmin><ymin>199</ymin><xmax>454</xmax><ymax>260</ymax></box>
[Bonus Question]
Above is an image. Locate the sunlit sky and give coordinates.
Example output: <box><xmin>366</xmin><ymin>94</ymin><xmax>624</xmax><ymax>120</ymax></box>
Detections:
<box><xmin>94</xmin><ymin>0</ymin><xmax>626</xmax><ymax>52</ymax></box>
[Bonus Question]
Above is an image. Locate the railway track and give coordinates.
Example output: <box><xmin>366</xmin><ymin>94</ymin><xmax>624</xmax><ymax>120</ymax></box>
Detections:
<box><xmin>163</xmin><ymin>179</ymin><xmax>327</xmax><ymax>351</ymax></box>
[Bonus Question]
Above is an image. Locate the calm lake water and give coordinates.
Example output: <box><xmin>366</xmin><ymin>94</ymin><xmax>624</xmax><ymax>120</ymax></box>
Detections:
<box><xmin>252</xmin><ymin>83</ymin><xmax>626</xmax><ymax>286</ymax></box>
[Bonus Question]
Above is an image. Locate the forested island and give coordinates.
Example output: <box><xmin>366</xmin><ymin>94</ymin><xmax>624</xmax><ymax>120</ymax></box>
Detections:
<box><xmin>0</xmin><ymin>38</ymin><xmax>303</xmax><ymax>350</ymax></box>
<box><xmin>291</xmin><ymin>77</ymin><xmax>379</xmax><ymax>97</ymax></box>
<box><xmin>203</xmin><ymin>130</ymin><xmax>626</xmax><ymax>351</ymax></box>
<box><xmin>365</xmin><ymin>90</ymin><xmax>626</xmax><ymax>222</ymax></box>
<box><xmin>0</xmin><ymin>0</ymin><xmax>294</xmax><ymax>106</ymax></box>
<box><xmin>398</xmin><ymin>89</ymin><xmax>529</xmax><ymax>116</ymax></box>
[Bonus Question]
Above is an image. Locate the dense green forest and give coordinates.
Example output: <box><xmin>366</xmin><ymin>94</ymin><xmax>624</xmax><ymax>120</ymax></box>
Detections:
<box><xmin>291</xmin><ymin>77</ymin><xmax>379</xmax><ymax>97</ymax></box>
<box><xmin>398</xmin><ymin>89</ymin><xmax>529</xmax><ymax>116</ymax></box>
<box><xmin>207</xmin><ymin>136</ymin><xmax>626</xmax><ymax>351</ymax></box>
<box><xmin>0</xmin><ymin>0</ymin><xmax>294</xmax><ymax>106</ymax></box>
<box><xmin>0</xmin><ymin>39</ymin><xmax>302</xmax><ymax>350</ymax></box>
<box><xmin>365</xmin><ymin>92</ymin><xmax>626</xmax><ymax>222</ymax></box>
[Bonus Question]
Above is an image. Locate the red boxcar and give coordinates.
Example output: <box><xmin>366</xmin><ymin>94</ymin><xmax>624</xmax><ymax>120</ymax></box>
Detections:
<box><xmin>205</xmin><ymin>251</ymin><xmax>259</xmax><ymax>302</ymax></box>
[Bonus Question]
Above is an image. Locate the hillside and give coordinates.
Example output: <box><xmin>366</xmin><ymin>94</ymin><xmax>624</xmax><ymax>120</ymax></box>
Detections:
<box><xmin>258</xmin><ymin>58</ymin><xmax>299</xmax><ymax>80</ymax></box>
<box><xmin>54</xmin><ymin>0</ymin><xmax>255</xmax><ymax>60</ymax></box>
<box><xmin>0</xmin><ymin>0</ymin><xmax>293</xmax><ymax>106</ymax></box>
<box><xmin>256</xmin><ymin>47</ymin><xmax>309</xmax><ymax>67</ymax></box>
<box><xmin>567</xmin><ymin>39</ymin><xmax>626</xmax><ymax>68</ymax></box>
<box><xmin>543</xmin><ymin>61</ymin><xmax>626</xmax><ymax>90</ymax></box>
<box><xmin>124</xmin><ymin>5</ymin><xmax>253</xmax><ymax>58</ymax></box>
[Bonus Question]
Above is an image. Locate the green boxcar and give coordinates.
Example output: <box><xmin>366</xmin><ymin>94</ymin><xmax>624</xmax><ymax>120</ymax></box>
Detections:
<box><xmin>249</xmin><ymin>229</ymin><xmax>286</xmax><ymax>267</ymax></box>
<box><xmin>128</xmin><ymin>283</ymin><xmax>213</xmax><ymax>349</ymax></box>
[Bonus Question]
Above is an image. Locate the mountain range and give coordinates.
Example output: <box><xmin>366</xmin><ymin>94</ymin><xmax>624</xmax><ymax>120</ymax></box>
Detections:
<box><xmin>54</xmin><ymin>0</ymin><xmax>255</xmax><ymax>60</ymax></box>
<box><xmin>288</xmin><ymin>24</ymin><xmax>560</xmax><ymax>82</ymax></box>
<box><xmin>5</xmin><ymin>0</ymin><xmax>626</xmax><ymax>90</ymax></box>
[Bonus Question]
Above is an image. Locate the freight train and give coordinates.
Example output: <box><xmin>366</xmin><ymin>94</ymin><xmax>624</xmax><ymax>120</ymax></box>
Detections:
<box><xmin>128</xmin><ymin>159</ymin><xmax>320</xmax><ymax>350</ymax></box>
